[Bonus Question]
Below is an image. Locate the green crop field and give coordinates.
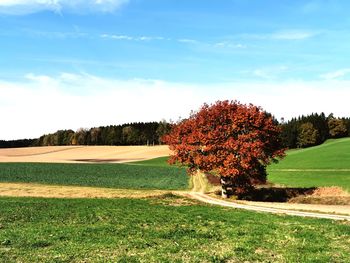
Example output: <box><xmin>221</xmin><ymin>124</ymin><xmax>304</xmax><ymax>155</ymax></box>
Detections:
<box><xmin>129</xmin><ymin>156</ymin><xmax>171</xmax><ymax>167</ymax></box>
<box><xmin>268</xmin><ymin>138</ymin><xmax>350</xmax><ymax>191</ymax></box>
<box><xmin>0</xmin><ymin>161</ymin><xmax>188</xmax><ymax>190</ymax></box>
<box><xmin>0</xmin><ymin>196</ymin><xmax>349</xmax><ymax>262</ymax></box>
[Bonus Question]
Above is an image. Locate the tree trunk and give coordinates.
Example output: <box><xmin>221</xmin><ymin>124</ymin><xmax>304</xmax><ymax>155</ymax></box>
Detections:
<box><xmin>221</xmin><ymin>176</ymin><xmax>229</xmax><ymax>198</ymax></box>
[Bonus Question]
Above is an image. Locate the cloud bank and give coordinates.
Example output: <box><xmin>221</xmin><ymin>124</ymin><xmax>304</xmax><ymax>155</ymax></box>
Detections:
<box><xmin>0</xmin><ymin>0</ymin><xmax>129</xmax><ymax>14</ymax></box>
<box><xmin>321</xmin><ymin>68</ymin><xmax>350</xmax><ymax>80</ymax></box>
<box><xmin>1</xmin><ymin>73</ymin><xmax>350</xmax><ymax>140</ymax></box>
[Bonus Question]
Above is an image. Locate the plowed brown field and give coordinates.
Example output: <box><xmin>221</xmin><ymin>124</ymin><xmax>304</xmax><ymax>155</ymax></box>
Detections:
<box><xmin>0</xmin><ymin>145</ymin><xmax>171</xmax><ymax>163</ymax></box>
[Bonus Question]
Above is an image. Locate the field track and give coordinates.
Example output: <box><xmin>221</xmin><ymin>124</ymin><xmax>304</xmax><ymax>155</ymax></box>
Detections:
<box><xmin>0</xmin><ymin>145</ymin><xmax>171</xmax><ymax>163</ymax></box>
<box><xmin>188</xmin><ymin>192</ymin><xmax>350</xmax><ymax>221</ymax></box>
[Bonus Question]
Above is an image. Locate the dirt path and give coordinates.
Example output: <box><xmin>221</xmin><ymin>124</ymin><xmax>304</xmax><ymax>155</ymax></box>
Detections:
<box><xmin>187</xmin><ymin>192</ymin><xmax>350</xmax><ymax>221</ymax></box>
<box><xmin>235</xmin><ymin>199</ymin><xmax>350</xmax><ymax>215</ymax></box>
<box><xmin>186</xmin><ymin>172</ymin><xmax>350</xmax><ymax>220</ymax></box>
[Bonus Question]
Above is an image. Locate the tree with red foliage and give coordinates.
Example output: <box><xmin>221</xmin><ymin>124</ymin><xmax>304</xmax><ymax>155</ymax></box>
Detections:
<box><xmin>163</xmin><ymin>100</ymin><xmax>285</xmax><ymax>198</ymax></box>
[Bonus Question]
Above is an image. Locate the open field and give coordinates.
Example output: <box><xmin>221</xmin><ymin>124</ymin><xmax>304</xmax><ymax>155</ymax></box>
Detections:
<box><xmin>1</xmin><ymin>142</ymin><xmax>350</xmax><ymax>262</ymax></box>
<box><xmin>0</xmin><ymin>145</ymin><xmax>171</xmax><ymax>163</ymax></box>
<box><xmin>0</xmin><ymin>182</ymin><xmax>171</xmax><ymax>199</ymax></box>
<box><xmin>268</xmin><ymin>138</ymin><xmax>350</xmax><ymax>192</ymax></box>
<box><xmin>1</xmin><ymin>196</ymin><xmax>350</xmax><ymax>262</ymax></box>
<box><xmin>0</xmin><ymin>161</ymin><xmax>188</xmax><ymax>190</ymax></box>
<box><xmin>129</xmin><ymin>156</ymin><xmax>170</xmax><ymax>166</ymax></box>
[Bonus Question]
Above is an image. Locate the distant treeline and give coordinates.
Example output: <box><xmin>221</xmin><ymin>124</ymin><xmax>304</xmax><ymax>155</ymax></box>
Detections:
<box><xmin>280</xmin><ymin>113</ymin><xmax>350</xmax><ymax>148</ymax></box>
<box><xmin>2</xmin><ymin>114</ymin><xmax>350</xmax><ymax>149</ymax></box>
<box><xmin>0</xmin><ymin>139</ymin><xmax>38</xmax><ymax>148</ymax></box>
<box><xmin>0</xmin><ymin>121</ymin><xmax>171</xmax><ymax>148</ymax></box>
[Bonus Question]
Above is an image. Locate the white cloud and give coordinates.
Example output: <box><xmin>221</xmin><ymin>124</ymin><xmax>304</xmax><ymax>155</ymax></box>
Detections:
<box><xmin>101</xmin><ymin>34</ymin><xmax>133</xmax><ymax>40</ymax></box>
<box><xmin>241</xmin><ymin>30</ymin><xmax>318</xmax><ymax>41</ymax></box>
<box><xmin>252</xmin><ymin>66</ymin><xmax>289</xmax><ymax>79</ymax></box>
<box><xmin>253</xmin><ymin>69</ymin><xmax>270</xmax><ymax>79</ymax></box>
<box><xmin>100</xmin><ymin>34</ymin><xmax>165</xmax><ymax>41</ymax></box>
<box><xmin>1</xmin><ymin>73</ymin><xmax>350</xmax><ymax>140</ymax></box>
<box><xmin>22</xmin><ymin>29</ymin><xmax>88</xmax><ymax>39</ymax></box>
<box><xmin>214</xmin><ymin>42</ymin><xmax>246</xmax><ymax>49</ymax></box>
<box><xmin>177</xmin><ymin>38</ymin><xmax>198</xmax><ymax>44</ymax></box>
<box><xmin>271</xmin><ymin>30</ymin><xmax>317</xmax><ymax>40</ymax></box>
<box><xmin>321</xmin><ymin>68</ymin><xmax>350</xmax><ymax>80</ymax></box>
<box><xmin>25</xmin><ymin>73</ymin><xmax>55</xmax><ymax>83</ymax></box>
<box><xmin>0</xmin><ymin>0</ymin><xmax>129</xmax><ymax>14</ymax></box>
<box><xmin>0</xmin><ymin>74</ymin><xmax>202</xmax><ymax>139</ymax></box>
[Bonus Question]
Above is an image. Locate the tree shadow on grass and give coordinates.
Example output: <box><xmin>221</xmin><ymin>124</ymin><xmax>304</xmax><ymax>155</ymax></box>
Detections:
<box><xmin>205</xmin><ymin>173</ymin><xmax>317</xmax><ymax>203</ymax></box>
<box><xmin>237</xmin><ymin>187</ymin><xmax>316</xmax><ymax>202</ymax></box>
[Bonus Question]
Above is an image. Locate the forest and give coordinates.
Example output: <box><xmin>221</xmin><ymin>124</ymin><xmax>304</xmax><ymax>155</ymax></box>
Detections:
<box><xmin>1</xmin><ymin>114</ymin><xmax>350</xmax><ymax>149</ymax></box>
<box><xmin>0</xmin><ymin>121</ymin><xmax>170</xmax><ymax>148</ymax></box>
<box><xmin>280</xmin><ymin>113</ymin><xmax>350</xmax><ymax>148</ymax></box>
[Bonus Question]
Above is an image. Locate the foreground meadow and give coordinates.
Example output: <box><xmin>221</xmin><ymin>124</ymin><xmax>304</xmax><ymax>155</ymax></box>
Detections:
<box><xmin>1</xmin><ymin>196</ymin><xmax>349</xmax><ymax>262</ymax></box>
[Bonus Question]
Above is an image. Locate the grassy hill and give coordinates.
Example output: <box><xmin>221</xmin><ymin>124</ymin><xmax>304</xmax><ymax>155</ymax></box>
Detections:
<box><xmin>268</xmin><ymin>138</ymin><xmax>350</xmax><ymax>191</ymax></box>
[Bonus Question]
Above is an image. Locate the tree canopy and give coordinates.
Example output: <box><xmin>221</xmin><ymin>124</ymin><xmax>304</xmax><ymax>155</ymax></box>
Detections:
<box><xmin>163</xmin><ymin>100</ymin><xmax>285</xmax><ymax>196</ymax></box>
<box><xmin>297</xmin><ymin>122</ymin><xmax>319</xmax><ymax>148</ymax></box>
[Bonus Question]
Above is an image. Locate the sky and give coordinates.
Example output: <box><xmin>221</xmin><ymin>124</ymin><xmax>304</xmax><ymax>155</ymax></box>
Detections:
<box><xmin>1</xmin><ymin>0</ymin><xmax>350</xmax><ymax>140</ymax></box>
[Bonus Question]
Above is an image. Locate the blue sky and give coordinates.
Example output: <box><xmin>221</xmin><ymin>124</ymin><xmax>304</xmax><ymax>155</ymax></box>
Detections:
<box><xmin>1</xmin><ymin>0</ymin><xmax>350</xmax><ymax>139</ymax></box>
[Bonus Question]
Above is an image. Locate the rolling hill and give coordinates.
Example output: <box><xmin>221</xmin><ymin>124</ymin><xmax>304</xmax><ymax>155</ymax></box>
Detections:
<box><xmin>268</xmin><ymin>138</ymin><xmax>350</xmax><ymax>191</ymax></box>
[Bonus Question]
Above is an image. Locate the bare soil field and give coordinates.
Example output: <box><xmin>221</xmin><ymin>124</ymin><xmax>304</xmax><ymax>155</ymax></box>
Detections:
<box><xmin>0</xmin><ymin>145</ymin><xmax>171</xmax><ymax>163</ymax></box>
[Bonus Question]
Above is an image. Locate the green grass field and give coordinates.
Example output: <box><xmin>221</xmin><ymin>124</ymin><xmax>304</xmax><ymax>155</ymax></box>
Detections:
<box><xmin>1</xmin><ymin>142</ymin><xmax>350</xmax><ymax>262</ymax></box>
<box><xmin>1</xmin><ymin>196</ymin><xmax>349</xmax><ymax>262</ymax></box>
<box><xmin>268</xmin><ymin>138</ymin><xmax>350</xmax><ymax>191</ymax></box>
<box><xmin>129</xmin><ymin>156</ymin><xmax>171</xmax><ymax>167</ymax></box>
<box><xmin>0</xmin><ymin>161</ymin><xmax>188</xmax><ymax>190</ymax></box>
